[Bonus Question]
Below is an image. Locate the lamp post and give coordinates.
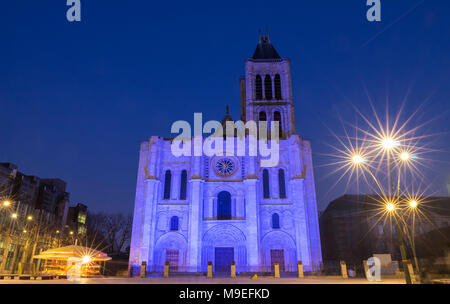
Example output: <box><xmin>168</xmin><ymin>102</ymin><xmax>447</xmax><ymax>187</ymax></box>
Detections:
<box><xmin>382</xmin><ymin>137</ymin><xmax>413</xmax><ymax>285</ymax></box>
<box><xmin>408</xmin><ymin>200</ymin><xmax>420</xmax><ymax>274</ymax></box>
<box><xmin>385</xmin><ymin>202</ymin><xmax>412</xmax><ymax>284</ymax></box>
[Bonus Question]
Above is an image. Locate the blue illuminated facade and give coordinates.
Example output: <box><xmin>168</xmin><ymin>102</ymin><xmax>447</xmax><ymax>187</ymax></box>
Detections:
<box><xmin>129</xmin><ymin>35</ymin><xmax>322</xmax><ymax>274</ymax></box>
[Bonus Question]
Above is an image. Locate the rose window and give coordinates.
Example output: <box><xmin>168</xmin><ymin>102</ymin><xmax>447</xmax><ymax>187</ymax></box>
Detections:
<box><xmin>214</xmin><ymin>158</ymin><xmax>237</xmax><ymax>177</ymax></box>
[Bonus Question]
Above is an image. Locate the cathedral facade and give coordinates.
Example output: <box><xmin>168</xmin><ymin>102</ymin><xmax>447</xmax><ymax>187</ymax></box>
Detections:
<box><xmin>129</xmin><ymin>35</ymin><xmax>322</xmax><ymax>274</ymax></box>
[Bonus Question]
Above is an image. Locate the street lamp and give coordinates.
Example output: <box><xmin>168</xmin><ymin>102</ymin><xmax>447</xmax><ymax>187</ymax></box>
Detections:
<box><xmin>352</xmin><ymin>154</ymin><xmax>365</xmax><ymax>165</ymax></box>
<box><xmin>2</xmin><ymin>200</ymin><xmax>11</xmax><ymax>207</ymax></box>
<box><xmin>409</xmin><ymin>200</ymin><xmax>418</xmax><ymax>208</ymax></box>
<box><xmin>82</xmin><ymin>255</ymin><xmax>92</xmax><ymax>264</ymax></box>
<box><xmin>11</xmin><ymin>213</ymin><xmax>17</xmax><ymax>219</ymax></box>
<box><xmin>381</xmin><ymin>137</ymin><xmax>413</xmax><ymax>284</ymax></box>
<box><xmin>407</xmin><ymin>198</ymin><xmax>420</xmax><ymax>274</ymax></box>
<box><xmin>400</xmin><ymin>152</ymin><xmax>411</xmax><ymax>161</ymax></box>
<box><xmin>382</xmin><ymin>137</ymin><xmax>399</xmax><ymax>150</ymax></box>
<box><xmin>386</xmin><ymin>203</ymin><xmax>395</xmax><ymax>212</ymax></box>
<box><xmin>27</xmin><ymin>215</ymin><xmax>33</xmax><ymax>221</ymax></box>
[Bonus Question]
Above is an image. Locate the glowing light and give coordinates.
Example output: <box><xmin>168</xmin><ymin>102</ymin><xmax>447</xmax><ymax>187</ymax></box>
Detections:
<box><xmin>56</xmin><ymin>230</ymin><xmax>60</xmax><ymax>234</ymax></box>
<box><xmin>27</xmin><ymin>215</ymin><xmax>33</xmax><ymax>221</ymax></box>
<box><xmin>409</xmin><ymin>200</ymin><xmax>418</xmax><ymax>208</ymax></box>
<box><xmin>352</xmin><ymin>154</ymin><xmax>365</xmax><ymax>165</ymax></box>
<box><xmin>82</xmin><ymin>256</ymin><xmax>92</xmax><ymax>264</ymax></box>
<box><xmin>11</xmin><ymin>213</ymin><xmax>17</xmax><ymax>219</ymax></box>
<box><xmin>70</xmin><ymin>231</ymin><xmax>74</xmax><ymax>235</ymax></box>
<box><xmin>386</xmin><ymin>203</ymin><xmax>395</xmax><ymax>212</ymax></box>
<box><xmin>23</xmin><ymin>230</ymin><xmax>27</xmax><ymax>233</ymax></box>
<box><xmin>2</xmin><ymin>200</ymin><xmax>11</xmax><ymax>207</ymax></box>
<box><xmin>382</xmin><ymin>137</ymin><xmax>399</xmax><ymax>150</ymax></box>
<box><xmin>400</xmin><ymin>152</ymin><xmax>411</xmax><ymax>161</ymax></box>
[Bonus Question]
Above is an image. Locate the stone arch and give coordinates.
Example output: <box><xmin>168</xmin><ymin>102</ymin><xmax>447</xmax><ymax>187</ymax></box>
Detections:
<box><xmin>201</xmin><ymin>224</ymin><xmax>247</xmax><ymax>271</ymax></box>
<box><xmin>256</xmin><ymin>106</ymin><xmax>271</xmax><ymax>122</ymax></box>
<box><xmin>157</xmin><ymin>212</ymin><xmax>168</xmax><ymax>231</ymax></box>
<box><xmin>154</xmin><ymin>232</ymin><xmax>188</xmax><ymax>271</ymax></box>
<box><xmin>261</xmin><ymin>230</ymin><xmax>297</xmax><ymax>272</ymax></box>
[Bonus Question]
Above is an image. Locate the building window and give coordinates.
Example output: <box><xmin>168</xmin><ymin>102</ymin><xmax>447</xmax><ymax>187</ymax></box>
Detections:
<box><xmin>274</xmin><ymin>111</ymin><xmax>282</xmax><ymax>139</ymax></box>
<box><xmin>78</xmin><ymin>226</ymin><xmax>87</xmax><ymax>235</ymax></box>
<box><xmin>163</xmin><ymin>170</ymin><xmax>171</xmax><ymax>199</ymax></box>
<box><xmin>263</xmin><ymin>169</ymin><xmax>270</xmax><ymax>198</ymax></box>
<box><xmin>259</xmin><ymin>111</ymin><xmax>267</xmax><ymax>121</ymax></box>
<box><xmin>255</xmin><ymin>75</ymin><xmax>263</xmax><ymax>100</ymax></box>
<box><xmin>264</xmin><ymin>75</ymin><xmax>272</xmax><ymax>100</ymax></box>
<box><xmin>274</xmin><ymin>74</ymin><xmax>282</xmax><ymax>99</ymax></box>
<box><xmin>180</xmin><ymin>170</ymin><xmax>187</xmax><ymax>200</ymax></box>
<box><xmin>278</xmin><ymin>169</ymin><xmax>286</xmax><ymax>198</ymax></box>
<box><xmin>272</xmin><ymin>213</ymin><xmax>280</xmax><ymax>229</ymax></box>
<box><xmin>77</xmin><ymin>212</ymin><xmax>86</xmax><ymax>224</ymax></box>
<box><xmin>217</xmin><ymin>191</ymin><xmax>232</xmax><ymax>220</ymax></box>
<box><xmin>170</xmin><ymin>216</ymin><xmax>179</xmax><ymax>230</ymax></box>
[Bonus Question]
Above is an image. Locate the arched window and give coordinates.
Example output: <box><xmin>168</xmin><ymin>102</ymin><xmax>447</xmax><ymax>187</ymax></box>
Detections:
<box><xmin>170</xmin><ymin>216</ymin><xmax>179</xmax><ymax>230</ymax></box>
<box><xmin>263</xmin><ymin>169</ymin><xmax>270</xmax><ymax>198</ymax></box>
<box><xmin>272</xmin><ymin>213</ymin><xmax>280</xmax><ymax>229</ymax></box>
<box><xmin>274</xmin><ymin>74</ymin><xmax>282</xmax><ymax>100</ymax></box>
<box><xmin>259</xmin><ymin>111</ymin><xmax>267</xmax><ymax>121</ymax></box>
<box><xmin>163</xmin><ymin>170</ymin><xmax>171</xmax><ymax>199</ymax></box>
<box><xmin>217</xmin><ymin>191</ymin><xmax>232</xmax><ymax>220</ymax></box>
<box><xmin>255</xmin><ymin>75</ymin><xmax>263</xmax><ymax>100</ymax></box>
<box><xmin>264</xmin><ymin>75</ymin><xmax>273</xmax><ymax>100</ymax></box>
<box><xmin>278</xmin><ymin>169</ymin><xmax>286</xmax><ymax>198</ymax></box>
<box><xmin>180</xmin><ymin>170</ymin><xmax>187</xmax><ymax>200</ymax></box>
<box><xmin>259</xmin><ymin>111</ymin><xmax>268</xmax><ymax>140</ymax></box>
<box><xmin>274</xmin><ymin>111</ymin><xmax>283</xmax><ymax>139</ymax></box>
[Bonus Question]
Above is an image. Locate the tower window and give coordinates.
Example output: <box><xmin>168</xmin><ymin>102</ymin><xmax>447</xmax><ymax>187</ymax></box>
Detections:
<box><xmin>255</xmin><ymin>75</ymin><xmax>263</xmax><ymax>100</ymax></box>
<box><xmin>272</xmin><ymin>213</ymin><xmax>280</xmax><ymax>229</ymax></box>
<box><xmin>274</xmin><ymin>74</ymin><xmax>282</xmax><ymax>99</ymax></box>
<box><xmin>170</xmin><ymin>216</ymin><xmax>179</xmax><ymax>230</ymax></box>
<box><xmin>163</xmin><ymin>170</ymin><xmax>171</xmax><ymax>199</ymax></box>
<box><xmin>259</xmin><ymin>111</ymin><xmax>267</xmax><ymax>121</ymax></box>
<box><xmin>217</xmin><ymin>191</ymin><xmax>232</xmax><ymax>220</ymax></box>
<box><xmin>180</xmin><ymin>170</ymin><xmax>187</xmax><ymax>200</ymax></box>
<box><xmin>263</xmin><ymin>169</ymin><xmax>270</xmax><ymax>198</ymax></box>
<box><xmin>274</xmin><ymin>111</ymin><xmax>283</xmax><ymax>139</ymax></box>
<box><xmin>278</xmin><ymin>169</ymin><xmax>286</xmax><ymax>198</ymax></box>
<box><xmin>264</xmin><ymin>75</ymin><xmax>273</xmax><ymax>100</ymax></box>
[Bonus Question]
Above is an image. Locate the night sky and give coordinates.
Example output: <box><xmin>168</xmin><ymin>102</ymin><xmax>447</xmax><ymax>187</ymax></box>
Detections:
<box><xmin>1</xmin><ymin>1</ymin><xmax>449</xmax><ymax>215</ymax></box>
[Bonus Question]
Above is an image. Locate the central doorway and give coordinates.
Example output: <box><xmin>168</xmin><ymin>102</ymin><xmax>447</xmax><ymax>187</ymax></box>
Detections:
<box><xmin>165</xmin><ymin>249</ymin><xmax>179</xmax><ymax>272</ymax></box>
<box><xmin>214</xmin><ymin>247</ymin><xmax>234</xmax><ymax>274</ymax></box>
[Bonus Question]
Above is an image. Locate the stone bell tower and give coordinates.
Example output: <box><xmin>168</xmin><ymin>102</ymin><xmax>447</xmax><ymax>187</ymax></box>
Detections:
<box><xmin>240</xmin><ymin>33</ymin><xmax>296</xmax><ymax>139</ymax></box>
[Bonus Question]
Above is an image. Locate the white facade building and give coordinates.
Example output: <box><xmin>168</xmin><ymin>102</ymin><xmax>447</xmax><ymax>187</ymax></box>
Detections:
<box><xmin>129</xmin><ymin>35</ymin><xmax>322</xmax><ymax>274</ymax></box>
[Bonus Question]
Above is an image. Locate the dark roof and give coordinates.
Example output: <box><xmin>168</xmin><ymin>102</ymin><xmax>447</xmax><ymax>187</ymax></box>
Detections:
<box><xmin>252</xmin><ymin>34</ymin><xmax>281</xmax><ymax>60</ymax></box>
<box><xmin>322</xmin><ymin>194</ymin><xmax>450</xmax><ymax>217</ymax></box>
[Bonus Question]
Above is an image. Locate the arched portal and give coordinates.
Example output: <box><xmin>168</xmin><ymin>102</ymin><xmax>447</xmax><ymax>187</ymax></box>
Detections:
<box><xmin>202</xmin><ymin>224</ymin><xmax>247</xmax><ymax>273</ymax></box>
<box><xmin>154</xmin><ymin>233</ymin><xmax>187</xmax><ymax>272</ymax></box>
<box><xmin>261</xmin><ymin>231</ymin><xmax>297</xmax><ymax>272</ymax></box>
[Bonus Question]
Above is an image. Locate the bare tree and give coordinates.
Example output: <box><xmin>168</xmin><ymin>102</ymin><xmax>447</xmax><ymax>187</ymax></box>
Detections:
<box><xmin>87</xmin><ymin>213</ymin><xmax>132</xmax><ymax>255</ymax></box>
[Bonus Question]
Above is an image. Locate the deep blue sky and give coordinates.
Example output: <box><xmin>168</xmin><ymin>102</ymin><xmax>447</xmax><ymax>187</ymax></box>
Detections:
<box><xmin>1</xmin><ymin>1</ymin><xmax>449</xmax><ymax>214</ymax></box>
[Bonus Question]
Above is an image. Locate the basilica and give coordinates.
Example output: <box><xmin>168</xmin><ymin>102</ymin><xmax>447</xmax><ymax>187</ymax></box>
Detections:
<box><xmin>129</xmin><ymin>34</ymin><xmax>322</xmax><ymax>274</ymax></box>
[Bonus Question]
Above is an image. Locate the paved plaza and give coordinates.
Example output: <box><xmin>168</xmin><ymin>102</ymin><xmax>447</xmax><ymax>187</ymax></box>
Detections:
<box><xmin>0</xmin><ymin>277</ymin><xmax>405</xmax><ymax>284</ymax></box>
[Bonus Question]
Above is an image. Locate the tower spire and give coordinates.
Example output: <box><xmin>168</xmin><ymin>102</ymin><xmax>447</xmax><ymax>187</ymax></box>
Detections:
<box><xmin>252</xmin><ymin>29</ymin><xmax>280</xmax><ymax>59</ymax></box>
